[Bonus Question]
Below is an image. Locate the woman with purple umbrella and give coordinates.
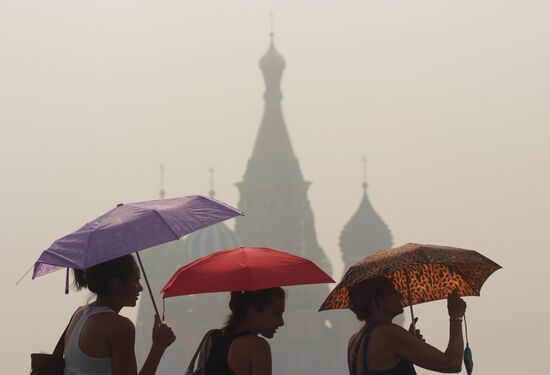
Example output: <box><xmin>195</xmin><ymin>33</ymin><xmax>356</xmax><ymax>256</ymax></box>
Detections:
<box><xmin>63</xmin><ymin>255</ymin><xmax>176</xmax><ymax>375</ymax></box>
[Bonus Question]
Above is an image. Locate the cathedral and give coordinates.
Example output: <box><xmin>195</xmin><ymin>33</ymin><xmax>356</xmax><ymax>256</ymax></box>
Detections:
<box><xmin>135</xmin><ymin>34</ymin><xmax>393</xmax><ymax>374</ymax></box>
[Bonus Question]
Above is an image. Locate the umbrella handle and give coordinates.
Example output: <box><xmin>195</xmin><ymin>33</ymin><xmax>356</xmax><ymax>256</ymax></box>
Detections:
<box><xmin>405</xmin><ymin>270</ymin><xmax>416</xmax><ymax>332</ymax></box>
<box><xmin>136</xmin><ymin>252</ymin><xmax>161</xmax><ymax>318</ymax></box>
<box><xmin>409</xmin><ymin>304</ymin><xmax>416</xmax><ymax>331</ymax></box>
<box><xmin>464</xmin><ymin>312</ymin><xmax>469</xmax><ymax>346</ymax></box>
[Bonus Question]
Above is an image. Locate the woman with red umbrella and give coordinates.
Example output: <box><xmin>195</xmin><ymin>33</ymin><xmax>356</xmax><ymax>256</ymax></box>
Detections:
<box><xmin>347</xmin><ymin>277</ymin><xmax>466</xmax><ymax>375</ymax></box>
<box><xmin>198</xmin><ymin>288</ymin><xmax>286</xmax><ymax>375</ymax></box>
<box><xmin>161</xmin><ymin>247</ymin><xmax>334</xmax><ymax>375</ymax></box>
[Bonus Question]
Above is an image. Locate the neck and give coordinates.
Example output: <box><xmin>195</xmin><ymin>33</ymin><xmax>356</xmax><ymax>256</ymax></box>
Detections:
<box><xmin>91</xmin><ymin>295</ymin><xmax>123</xmax><ymax>313</ymax></box>
<box><xmin>364</xmin><ymin>312</ymin><xmax>394</xmax><ymax>327</ymax></box>
<box><xmin>232</xmin><ymin>320</ymin><xmax>257</xmax><ymax>335</ymax></box>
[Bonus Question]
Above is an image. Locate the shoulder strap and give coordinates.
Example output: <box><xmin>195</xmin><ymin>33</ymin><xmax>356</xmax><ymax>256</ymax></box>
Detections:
<box><xmin>349</xmin><ymin>324</ymin><xmax>378</xmax><ymax>375</ymax></box>
<box><xmin>186</xmin><ymin>329</ymin><xmax>219</xmax><ymax>374</ymax></box>
<box><xmin>348</xmin><ymin>330</ymin><xmax>365</xmax><ymax>375</ymax></box>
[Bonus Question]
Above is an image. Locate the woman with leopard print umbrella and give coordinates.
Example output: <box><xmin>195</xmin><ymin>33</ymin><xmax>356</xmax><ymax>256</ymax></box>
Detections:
<box><xmin>319</xmin><ymin>243</ymin><xmax>501</xmax><ymax>375</ymax></box>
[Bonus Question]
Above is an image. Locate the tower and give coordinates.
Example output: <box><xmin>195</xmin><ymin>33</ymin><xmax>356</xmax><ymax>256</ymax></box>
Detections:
<box><xmin>234</xmin><ymin>34</ymin><xmax>337</xmax><ymax>374</ymax></box>
<box><xmin>339</xmin><ymin>157</ymin><xmax>393</xmax><ymax>270</ymax></box>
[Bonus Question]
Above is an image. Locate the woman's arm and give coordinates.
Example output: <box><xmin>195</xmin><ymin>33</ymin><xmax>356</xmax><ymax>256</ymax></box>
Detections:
<box><xmin>229</xmin><ymin>336</ymin><xmax>272</xmax><ymax>375</ymax></box>
<box><xmin>383</xmin><ymin>320</ymin><xmax>463</xmax><ymax>373</ymax></box>
<box><xmin>110</xmin><ymin>316</ymin><xmax>139</xmax><ymax>375</ymax></box>
<box><xmin>384</xmin><ymin>292</ymin><xmax>466</xmax><ymax>373</ymax></box>
<box><xmin>249</xmin><ymin>337</ymin><xmax>272</xmax><ymax>375</ymax></box>
<box><xmin>110</xmin><ymin>315</ymin><xmax>175</xmax><ymax>375</ymax></box>
<box><xmin>138</xmin><ymin>315</ymin><xmax>176</xmax><ymax>375</ymax></box>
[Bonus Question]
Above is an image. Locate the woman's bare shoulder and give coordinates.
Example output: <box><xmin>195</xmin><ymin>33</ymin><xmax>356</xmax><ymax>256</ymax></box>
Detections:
<box><xmin>232</xmin><ymin>335</ymin><xmax>270</xmax><ymax>354</ymax></box>
<box><xmin>87</xmin><ymin>310</ymin><xmax>134</xmax><ymax>334</ymax></box>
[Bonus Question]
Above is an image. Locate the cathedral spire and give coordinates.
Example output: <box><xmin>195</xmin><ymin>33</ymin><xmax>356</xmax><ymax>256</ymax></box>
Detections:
<box><xmin>236</xmin><ymin>27</ymin><xmax>331</xmax><ymax>272</ymax></box>
<box><xmin>243</xmin><ymin>32</ymin><xmax>301</xmax><ymax>181</ymax></box>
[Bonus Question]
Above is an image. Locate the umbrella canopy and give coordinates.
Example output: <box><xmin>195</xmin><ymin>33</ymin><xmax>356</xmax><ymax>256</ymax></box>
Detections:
<box><xmin>319</xmin><ymin>243</ymin><xmax>501</xmax><ymax>311</ymax></box>
<box><xmin>161</xmin><ymin>247</ymin><xmax>335</xmax><ymax>298</ymax></box>
<box><xmin>32</xmin><ymin>195</ymin><xmax>242</xmax><ymax>278</ymax></box>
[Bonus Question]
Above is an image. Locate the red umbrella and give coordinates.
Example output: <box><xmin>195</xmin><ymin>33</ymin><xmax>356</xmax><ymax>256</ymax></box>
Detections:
<box><xmin>161</xmin><ymin>247</ymin><xmax>334</xmax><ymax>298</ymax></box>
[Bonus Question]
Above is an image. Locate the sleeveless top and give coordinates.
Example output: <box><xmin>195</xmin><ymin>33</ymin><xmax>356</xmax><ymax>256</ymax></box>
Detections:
<box><xmin>349</xmin><ymin>324</ymin><xmax>416</xmax><ymax>375</ymax></box>
<box><xmin>205</xmin><ymin>330</ymin><xmax>254</xmax><ymax>375</ymax></box>
<box><xmin>63</xmin><ymin>306</ymin><xmax>114</xmax><ymax>375</ymax></box>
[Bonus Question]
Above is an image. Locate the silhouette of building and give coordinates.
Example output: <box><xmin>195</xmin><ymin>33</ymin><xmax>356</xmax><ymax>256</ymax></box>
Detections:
<box><xmin>233</xmin><ymin>34</ymin><xmax>339</xmax><ymax>375</ymax></box>
<box><xmin>135</xmin><ymin>34</ymin><xmax>396</xmax><ymax>375</ymax></box>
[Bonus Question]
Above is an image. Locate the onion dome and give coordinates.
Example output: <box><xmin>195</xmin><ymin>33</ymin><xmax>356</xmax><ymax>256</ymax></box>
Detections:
<box><xmin>139</xmin><ymin>241</ymin><xmax>183</xmax><ymax>282</ymax></box>
<box><xmin>181</xmin><ymin>169</ymin><xmax>241</xmax><ymax>263</ymax></box>
<box><xmin>259</xmin><ymin>35</ymin><xmax>286</xmax><ymax>71</ymax></box>
<box><xmin>180</xmin><ymin>222</ymin><xmax>240</xmax><ymax>263</ymax></box>
<box><xmin>340</xmin><ymin>161</ymin><xmax>393</xmax><ymax>269</ymax></box>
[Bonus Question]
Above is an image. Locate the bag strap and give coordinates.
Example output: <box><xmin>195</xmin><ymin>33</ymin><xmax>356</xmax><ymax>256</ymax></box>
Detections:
<box><xmin>52</xmin><ymin>309</ymin><xmax>80</xmax><ymax>356</ymax></box>
<box><xmin>348</xmin><ymin>333</ymin><xmax>361</xmax><ymax>375</ymax></box>
<box><xmin>349</xmin><ymin>326</ymin><xmax>372</xmax><ymax>375</ymax></box>
<box><xmin>52</xmin><ymin>322</ymin><xmax>70</xmax><ymax>356</ymax></box>
<box><xmin>186</xmin><ymin>329</ymin><xmax>218</xmax><ymax>374</ymax></box>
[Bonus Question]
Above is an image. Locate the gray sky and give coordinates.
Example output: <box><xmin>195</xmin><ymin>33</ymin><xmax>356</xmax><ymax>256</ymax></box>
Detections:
<box><xmin>1</xmin><ymin>1</ymin><xmax>549</xmax><ymax>374</ymax></box>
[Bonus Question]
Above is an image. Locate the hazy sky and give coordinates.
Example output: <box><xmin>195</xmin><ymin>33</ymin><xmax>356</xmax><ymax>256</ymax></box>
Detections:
<box><xmin>1</xmin><ymin>1</ymin><xmax>549</xmax><ymax>374</ymax></box>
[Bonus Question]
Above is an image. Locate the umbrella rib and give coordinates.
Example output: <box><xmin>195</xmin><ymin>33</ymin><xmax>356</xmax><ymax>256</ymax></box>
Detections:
<box><xmin>151</xmin><ymin>209</ymin><xmax>180</xmax><ymax>241</ymax></box>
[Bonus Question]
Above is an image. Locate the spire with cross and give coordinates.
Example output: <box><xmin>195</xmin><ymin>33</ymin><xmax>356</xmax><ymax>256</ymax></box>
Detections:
<box><xmin>269</xmin><ymin>12</ymin><xmax>274</xmax><ymax>40</ymax></box>
<box><xmin>208</xmin><ymin>167</ymin><xmax>215</xmax><ymax>198</ymax></box>
<box><xmin>159</xmin><ymin>164</ymin><xmax>165</xmax><ymax>199</ymax></box>
<box><xmin>361</xmin><ymin>156</ymin><xmax>368</xmax><ymax>193</ymax></box>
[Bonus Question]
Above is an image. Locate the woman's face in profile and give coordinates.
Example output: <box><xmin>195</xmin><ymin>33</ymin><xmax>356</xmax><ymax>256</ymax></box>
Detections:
<box><xmin>115</xmin><ymin>265</ymin><xmax>143</xmax><ymax>308</ymax></box>
<box><xmin>378</xmin><ymin>282</ymin><xmax>404</xmax><ymax>316</ymax></box>
<box><xmin>253</xmin><ymin>297</ymin><xmax>285</xmax><ymax>339</ymax></box>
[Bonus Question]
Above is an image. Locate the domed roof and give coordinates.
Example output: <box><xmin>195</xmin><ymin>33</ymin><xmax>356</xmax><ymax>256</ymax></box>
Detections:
<box><xmin>340</xmin><ymin>190</ymin><xmax>393</xmax><ymax>263</ymax></box>
<box><xmin>139</xmin><ymin>241</ymin><xmax>184</xmax><ymax>282</ymax></box>
<box><xmin>181</xmin><ymin>221</ymin><xmax>240</xmax><ymax>263</ymax></box>
<box><xmin>259</xmin><ymin>37</ymin><xmax>286</xmax><ymax>71</ymax></box>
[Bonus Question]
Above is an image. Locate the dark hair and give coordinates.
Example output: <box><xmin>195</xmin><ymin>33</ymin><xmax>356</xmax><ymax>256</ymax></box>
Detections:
<box><xmin>73</xmin><ymin>254</ymin><xmax>138</xmax><ymax>295</ymax></box>
<box><xmin>223</xmin><ymin>288</ymin><xmax>286</xmax><ymax>334</ymax></box>
<box><xmin>348</xmin><ymin>276</ymin><xmax>393</xmax><ymax>321</ymax></box>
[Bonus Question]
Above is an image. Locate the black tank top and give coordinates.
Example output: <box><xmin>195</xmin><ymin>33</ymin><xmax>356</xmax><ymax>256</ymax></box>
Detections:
<box><xmin>349</xmin><ymin>324</ymin><xmax>416</xmax><ymax>375</ymax></box>
<box><xmin>205</xmin><ymin>330</ymin><xmax>254</xmax><ymax>375</ymax></box>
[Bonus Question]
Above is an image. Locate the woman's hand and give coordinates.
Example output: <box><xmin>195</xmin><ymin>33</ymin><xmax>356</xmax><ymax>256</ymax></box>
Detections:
<box><xmin>447</xmin><ymin>290</ymin><xmax>466</xmax><ymax>319</ymax></box>
<box><xmin>152</xmin><ymin>315</ymin><xmax>176</xmax><ymax>349</ymax></box>
<box><xmin>408</xmin><ymin>317</ymin><xmax>425</xmax><ymax>342</ymax></box>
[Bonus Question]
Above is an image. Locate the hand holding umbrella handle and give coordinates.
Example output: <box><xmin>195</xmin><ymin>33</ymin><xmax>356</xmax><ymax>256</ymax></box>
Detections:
<box><xmin>408</xmin><ymin>317</ymin><xmax>425</xmax><ymax>341</ymax></box>
<box><xmin>447</xmin><ymin>290</ymin><xmax>467</xmax><ymax>320</ymax></box>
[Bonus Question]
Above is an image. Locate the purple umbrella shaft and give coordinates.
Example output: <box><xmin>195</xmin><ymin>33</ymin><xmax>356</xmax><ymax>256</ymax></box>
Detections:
<box><xmin>136</xmin><ymin>252</ymin><xmax>160</xmax><ymax>318</ymax></box>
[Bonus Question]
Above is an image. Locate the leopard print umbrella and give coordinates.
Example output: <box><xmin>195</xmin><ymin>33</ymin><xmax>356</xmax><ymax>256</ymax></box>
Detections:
<box><xmin>319</xmin><ymin>243</ymin><xmax>501</xmax><ymax>311</ymax></box>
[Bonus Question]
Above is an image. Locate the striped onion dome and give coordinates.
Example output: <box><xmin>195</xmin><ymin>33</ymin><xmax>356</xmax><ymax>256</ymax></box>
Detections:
<box><xmin>181</xmin><ymin>221</ymin><xmax>241</xmax><ymax>264</ymax></box>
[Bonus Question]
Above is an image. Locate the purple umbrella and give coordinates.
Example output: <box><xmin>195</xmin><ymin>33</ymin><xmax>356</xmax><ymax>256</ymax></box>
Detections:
<box><xmin>32</xmin><ymin>195</ymin><xmax>242</xmax><ymax>316</ymax></box>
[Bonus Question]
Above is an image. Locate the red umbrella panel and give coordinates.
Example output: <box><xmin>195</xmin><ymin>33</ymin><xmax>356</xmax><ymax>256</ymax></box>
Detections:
<box><xmin>161</xmin><ymin>247</ymin><xmax>334</xmax><ymax>298</ymax></box>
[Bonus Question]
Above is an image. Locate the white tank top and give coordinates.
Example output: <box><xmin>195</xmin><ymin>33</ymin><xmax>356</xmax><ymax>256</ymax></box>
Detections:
<box><xmin>63</xmin><ymin>306</ymin><xmax>114</xmax><ymax>375</ymax></box>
